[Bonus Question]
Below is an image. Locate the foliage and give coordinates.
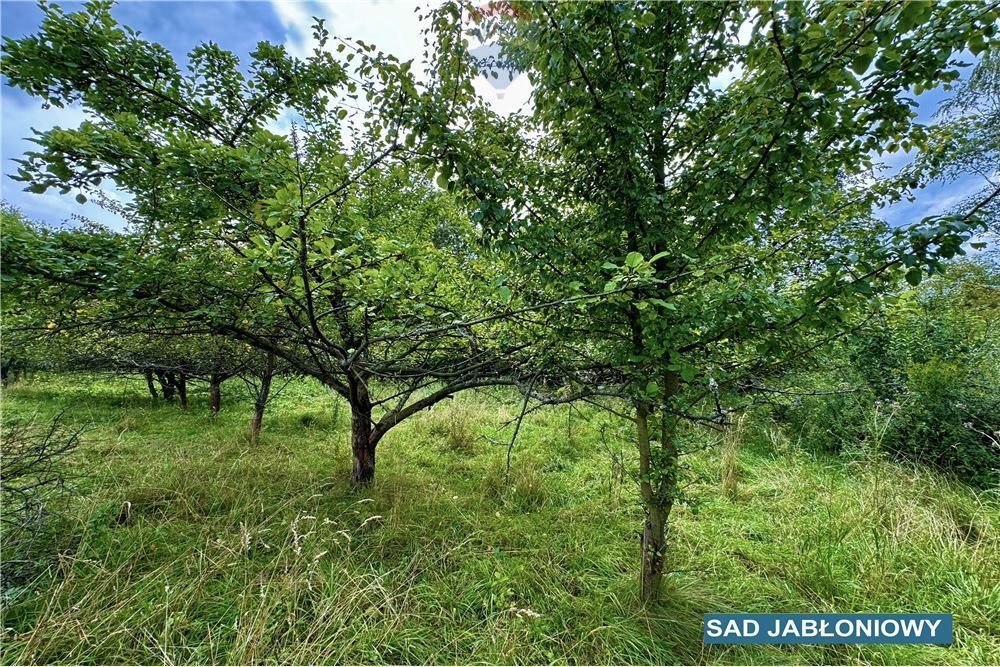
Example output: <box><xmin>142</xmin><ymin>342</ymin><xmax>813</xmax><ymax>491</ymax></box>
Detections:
<box><xmin>3</xmin><ymin>0</ymin><xmax>999</xmax><ymax>608</ymax></box>
<box><xmin>0</xmin><ymin>1</ymin><xmax>529</xmax><ymax>484</ymax></box>
<box><xmin>868</xmin><ymin>262</ymin><xmax>1000</xmax><ymax>486</ymax></box>
<box><xmin>779</xmin><ymin>262</ymin><xmax>1000</xmax><ymax>486</ymax></box>
<box><xmin>919</xmin><ymin>50</ymin><xmax>1000</xmax><ymax>241</ymax></box>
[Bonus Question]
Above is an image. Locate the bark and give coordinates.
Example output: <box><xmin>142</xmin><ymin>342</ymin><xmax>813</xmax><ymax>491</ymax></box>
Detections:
<box><xmin>349</xmin><ymin>378</ymin><xmax>377</xmax><ymax>485</ymax></box>
<box><xmin>209</xmin><ymin>374</ymin><xmax>222</xmax><ymax>417</ymax></box>
<box><xmin>144</xmin><ymin>370</ymin><xmax>159</xmax><ymax>400</ymax></box>
<box><xmin>177</xmin><ymin>372</ymin><xmax>188</xmax><ymax>409</ymax></box>
<box><xmin>637</xmin><ymin>371</ymin><xmax>680</xmax><ymax>604</ymax></box>
<box><xmin>636</xmin><ymin>400</ymin><xmax>664</xmax><ymax>602</ymax></box>
<box><xmin>156</xmin><ymin>370</ymin><xmax>175</xmax><ymax>401</ymax></box>
<box><xmin>249</xmin><ymin>353</ymin><xmax>275</xmax><ymax>444</ymax></box>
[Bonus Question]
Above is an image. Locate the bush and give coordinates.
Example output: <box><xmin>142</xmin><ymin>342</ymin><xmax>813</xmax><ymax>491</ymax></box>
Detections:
<box><xmin>784</xmin><ymin>263</ymin><xmax>1000</xmax><ymax>486</ymax></box>
<box><xmin>886</xmin><ymin>359</ymin><xmax>999</xmax><ymax>488</ymax></box>
<box><xmin>1</xmin><ymin>416</ymin><xmax>82</xmax><ymax>598</ymax></box>
<box><xmin>778</xmin><ymin>383</ymin><xmax>874</xmax><ymax>456</ymax></box>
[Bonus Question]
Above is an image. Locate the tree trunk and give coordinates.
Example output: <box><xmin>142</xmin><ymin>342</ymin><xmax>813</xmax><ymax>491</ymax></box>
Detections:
<box><xmin>209</xmin><ymin>374</ymin><xmax>222</xmax><ymax>417</ymax></box>
<box><xmin>351</xmin><ymin>407</ymin><xmax>376</xmax><ymax>485</ymax></box>
<box><xmin>349</xmin><ymin>379</ymin><xmax>376</xmax><ymax>485</ymax></box>
<box><xmin>636</xmin><ymin>371</ymin><xmax>680</xmax><ymax>604</ymax></box>
<box><xmin>641</xmin><ymin>501</ymin><xmax>668</xmax><ymax>602</ymax></box>
<box><xmin>156</xmin><ymin>370</ymin><xmax>175</xmax><ymax>401</ymax></box>
<box><xmin>249</xmin><ymin>354</ymin><xmax>274</xmax><ymax>444</ymax></box>
<box><xmin>177</xmin><ymin>372</ymin><xmax>188</xmax><ymax>409</ymax></box>
<box><xmin>144</xmin><ymin>370</ymin><xmax>159</xmax><ymax>400</ymax></box>
<box><xmin>636</xmin><ymin>400</ymin><xmax>664</xmax><ymax>602</ymax></box>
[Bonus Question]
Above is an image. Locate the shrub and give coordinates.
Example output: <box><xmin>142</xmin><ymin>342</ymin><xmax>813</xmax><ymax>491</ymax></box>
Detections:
<box><xmin>886</xmin><ymin>359</ymin><xmax>1000</xmax><ymax>488</ymax></box>
<box><xmin>775</xmin><ymin>264</ymin><xmax>1000</xmax><ymax>486</ymax></box>
<box><xmin>1</xmin><ymin>416</ymin><xmax>82</xmax><ymax>598</ymax></box>
<box><xmin>779</xmin><ymin>385</ymin><xmax>874</xmax><ymax>456</ymax></box>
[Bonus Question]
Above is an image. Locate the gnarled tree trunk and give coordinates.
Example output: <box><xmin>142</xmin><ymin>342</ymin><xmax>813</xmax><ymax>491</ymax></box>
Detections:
<box><xmin>351</xmin><ymin>422</ymin><xmax>376</xmax><ymax>485</ymax></box>
<box><xmin>350</xmin><ymin>382</ymin><xmax>376</xmax><ymax>485</ymax></box>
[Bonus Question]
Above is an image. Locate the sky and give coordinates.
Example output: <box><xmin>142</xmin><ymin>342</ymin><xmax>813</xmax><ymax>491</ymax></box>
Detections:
<box><xmin>0</xmin><ymin>0</ymin><xmax>992</xmax><ymax>247</ymax></box>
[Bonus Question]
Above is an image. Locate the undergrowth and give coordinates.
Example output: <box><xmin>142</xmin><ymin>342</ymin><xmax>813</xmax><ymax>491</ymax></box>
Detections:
<box><xmin>0</xmin><ymin>374</ymin><xmax>997</xmax><ymax>665</ymax></box>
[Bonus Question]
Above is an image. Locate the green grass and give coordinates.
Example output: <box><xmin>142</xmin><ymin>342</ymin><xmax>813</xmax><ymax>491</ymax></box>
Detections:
<box><xmin>1</xmin><ymin>374</ymin><xmax>998</xmax><ymax>665</ymax></box>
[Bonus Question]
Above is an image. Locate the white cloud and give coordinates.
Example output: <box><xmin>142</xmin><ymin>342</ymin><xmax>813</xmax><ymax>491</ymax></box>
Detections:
<box><xmin>269</xmin><ymin>0</ymin><xmax>530</xmax><ymax>115</ymax></box>
<box><xmin>271</xmin><ymin>0</ymin><xmax>321</xmax><ymax>60</ymax></box>
<box><xmin>270</xmin><ymin>0</ymin><xmax>425</xmax><ymax>65</ymax></box>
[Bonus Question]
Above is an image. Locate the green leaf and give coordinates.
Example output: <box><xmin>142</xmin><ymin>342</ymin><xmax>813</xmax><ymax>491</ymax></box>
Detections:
<box><xmin>649</xmin><ymin>298</ymin><xmax>676</xmax><ymax>310</ymax></box>
<box><xmin>75</xmin><ymin>193</ymin><xmax>87</xmax><ymax>204</ymax></box>
<box><xmin>625</xmin><ymin>251</ymin><xmax>643</xmax><ymax>268</ymax></box>
<box><xmin>636</xmin><ymin>11</ymin><xmax>655</xmax><ymax>28</ymax></box>
<box><xmin>850</xmin><ymin>47</ymin><xmax>876</xmax><ymax>75</ymax></box>
<box><xmin>679</xmin><ymin>365</ymin><xmax>695</xmax><ymax>383</ymax></box>
<box><xmin>497</xmin><ymin>286</ymin><xmax>512</xmax><ymax>304</ymax></box>
<box><xmin>905</xmin><ymin>268</ymin><xmax>922</xmax><ymax>286</ymax></box>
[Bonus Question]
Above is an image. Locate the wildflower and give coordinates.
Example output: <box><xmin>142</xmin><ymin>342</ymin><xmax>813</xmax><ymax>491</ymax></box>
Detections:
<box><xmin>509</xmin><ymin>605</ymin><xmax>541</xmax><ymax>619</ymax></box>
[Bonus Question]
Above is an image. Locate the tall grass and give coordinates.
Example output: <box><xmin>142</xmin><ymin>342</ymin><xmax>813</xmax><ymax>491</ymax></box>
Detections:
<box><xmin>720</xmin><ymin>413</ymin><xmax>747</xmax><ymax>500</ymax></box>
<box><xmin>1</xmin><ymin>374</ymin><xmax>997</xmax><ymax>665</ymax></box>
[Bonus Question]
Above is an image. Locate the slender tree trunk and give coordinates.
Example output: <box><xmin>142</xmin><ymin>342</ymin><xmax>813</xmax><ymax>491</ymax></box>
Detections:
<box><xmin>144</xmin><ymin>370</ymin><xmax>159</xmax><ymax>400</ymax></box>
<box><xmin>349</xmin><ymin>379</ymin><xmax>377</xmax><ymax>485</ymax></box>
<box><xmin>209</xmin><ymin>374</ymin><xmax>222</xmax><ymax>417</ymax></box>
<box><xmin>177</xmin><ymin>372</ymin><xmax>188</xmax><ymax>409</ymax></box>
<box><xmin>637</xmin><ymin>372</ymin><xmax>680</xmax><ymax>604</ymax></box>
<box><xmin>249</xmin><ymin>353</ymin><xmax>275</xmax><ymax>444</ymax></box>
<box><xmin>636</xmin><ymin>401</ymin><xmax>664</xmax><ymax>602</ymax></box>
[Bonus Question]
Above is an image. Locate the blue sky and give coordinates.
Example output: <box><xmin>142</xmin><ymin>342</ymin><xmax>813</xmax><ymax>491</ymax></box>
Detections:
<box><xmin>0</xmin><ymin>0</ymin><xmax>992</xmax><ymax>246</ymax></box>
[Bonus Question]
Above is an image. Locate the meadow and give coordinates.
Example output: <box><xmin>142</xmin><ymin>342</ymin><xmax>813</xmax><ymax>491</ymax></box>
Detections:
<box><xmin>1</xmin><ymin>374</ymin><xmax>997</xmax><ymax>666</ymax></box>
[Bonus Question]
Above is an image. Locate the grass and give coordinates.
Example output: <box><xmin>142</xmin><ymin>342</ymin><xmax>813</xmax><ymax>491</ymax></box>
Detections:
<box><xmin>1</xmin><ymin>374</ymin><xmax>998</xmax><ymax>665</ymax></box>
